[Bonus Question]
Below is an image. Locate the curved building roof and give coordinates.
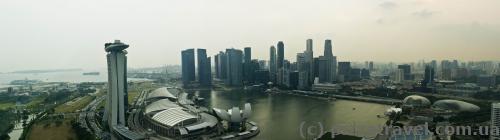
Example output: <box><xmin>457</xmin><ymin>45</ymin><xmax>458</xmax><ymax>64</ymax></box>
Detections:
<box><xmin>145</xmin><ymin>99</ymin><xmax>180</xmax><ymax>114</ymax></box>
<box><xmin>147</xmin><ymin>87</ymin><xmax>178</xmax><ymax>101</ymax></box>
<box><xmin>403</xmin><ymin>95</ymin><xmax>431</xmax><ymax>107</ymax></box>
<box><xmin>213</xmin><ymin>108</ymin><xmax>230</xmax><ymax>121</ymax></box>
<box><xmin>213</xmin><ymin>103</ymin><xmax>252</xmax><ymax>123</ymax></box>
<box><xmin>151</xmin><ymin>108</ymin><xmax>197</xmax><ymax>127</ymax></box>
<box><xmin>432</xmin><ymin>100</ymin><xmax>480</xmax><ymax>112</ymax></box>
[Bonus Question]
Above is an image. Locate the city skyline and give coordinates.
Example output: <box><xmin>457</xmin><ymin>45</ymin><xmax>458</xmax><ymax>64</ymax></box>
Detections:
<box><xmin>1</xmin><ymin>0</ymin><xmax>500</xmax><ymax>72</ymax></box>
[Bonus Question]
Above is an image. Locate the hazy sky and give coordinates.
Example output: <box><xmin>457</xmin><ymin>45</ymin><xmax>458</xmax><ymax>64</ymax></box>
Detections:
<box><xmin>1</xmin><ymin>0</ymin><xmax>500</xmax><ymax>72</ymax></box>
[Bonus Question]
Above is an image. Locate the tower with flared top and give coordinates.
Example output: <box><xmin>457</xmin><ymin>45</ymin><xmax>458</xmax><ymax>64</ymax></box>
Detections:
<box><xmin>103</xmin><ymin>40</ymin><xmax>129</xmax><ymax>128</ymax></box>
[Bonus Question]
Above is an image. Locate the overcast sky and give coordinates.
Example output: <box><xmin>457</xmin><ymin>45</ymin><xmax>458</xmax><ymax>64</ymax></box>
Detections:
<box><xmin>1</xmin><ymin>0</ymin><xmax>499</xmax><ymax>72</ymax></box>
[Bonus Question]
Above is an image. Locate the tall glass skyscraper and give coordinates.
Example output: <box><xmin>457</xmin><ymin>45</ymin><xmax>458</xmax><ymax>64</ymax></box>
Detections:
<box><xmin>197</xmin><ymin>49</ymin><xmax>212</xmax><ymax>86</ymax></box>
<box><xmin>269</xmin><ymin>46</ymin><xmax>277</xmax><ymax>84</ymax></box>
<box><xmin>181</xmin><ymin>49</ymin><xmax>196</xmax><ymax>86</ymax></box>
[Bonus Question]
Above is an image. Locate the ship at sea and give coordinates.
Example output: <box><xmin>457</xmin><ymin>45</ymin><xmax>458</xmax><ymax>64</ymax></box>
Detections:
<box><xmin>82</xmin><ymin>72</ymin><xmax>100</xmax><ymax>76</ymax></box>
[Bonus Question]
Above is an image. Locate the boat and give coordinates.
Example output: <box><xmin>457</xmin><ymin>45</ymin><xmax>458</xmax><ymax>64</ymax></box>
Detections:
<box><xmin>83</xmin><ymin>72</ymin><xmax>100</xmax><ymax>76</ymax></box>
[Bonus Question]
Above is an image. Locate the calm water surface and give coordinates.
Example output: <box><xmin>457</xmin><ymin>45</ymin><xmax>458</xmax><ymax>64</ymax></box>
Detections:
<box><xmin>192</xmin><ymin>89</ymin><xmax>392</xmax><ymax>140</ymax></box>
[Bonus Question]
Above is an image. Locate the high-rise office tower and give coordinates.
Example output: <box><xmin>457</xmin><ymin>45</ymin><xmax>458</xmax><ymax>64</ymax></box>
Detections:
<box><xmin>497</xmin><ymin>63</ymin><xmax>500</xmax><ymax>75</ymax></box>
<box><xmin>322</xmin><ymin>39</ymin><xmax>337</xmax><ymax>83</ymax></box>
<box><xmin>318</xmin><ymin>56</ymin><xmax>329</xmax><ymax>83</ymax></box>
<box><xmin>103</xmin><ymin>40</ymin><xmax>128</xmax><ymax>128</ymax></box>
<box><xmin>297</xmin><ymin>53</ymin><xmax>309</xmax><ymax>90</ymax></box>
<box><xmin>269</xmin><ymin>46</ymin><xmax>277</xmax><ymax>84</ymax></box>
<box><xmin>324</xmin><ymin>40</ymin><xmax>333</xmax><ymax>57</ymax></box>
<box><xmin>431</xmin><ymin>60</ymin><xmax>438</xmax><ymax>77</ymax></box>
<box><xmin>452</xmin><ymin>60</ymin><xmax>459</xmax><ymax>69</ymax></box>
<box><xmin>289</xmin><ymin>71</ymin><xmax>299</xmax><ymax>89</ymax></box>
<box><xmin>277</xmin><ymin>41</ymin><xmax>285</xmax><ymax>69</ymax></box>
<box><xmin>349</xmin><ymin>68</ymin><xmax>361</xmax><ymax>81</ymax></box>
<box><xmin>398</xmin><ymin>64</ymin><xmax>412</xmax><ymax>80</ymax></box>
<box><xmin>361</xmin><ymin>69</ymin><xmax>370</xmax><ymax>79</ymax></box>
<box><xmin>395</xmin><ymin>69</ymin><xmax>405</xmax><ymax>83</ymax></box>
<box><xmin>225</xmin><ymin>48</ymin><xmax>243</xmax><ymax>86</ymax></box>
<box><xmin>277</xmin><ymin>41</ymin><xmax>285</xmax><ymax>85</ymax></box>
<box><xmin>313</xmin><ymin>57</ymin><xmax>320</xmax><ymax>78</ymax></box>
<box><xmin>491</xmin><ymin>103</ymin><xmax>500</xmax><ymax>140</ymax></box>
<box><xmin>215</xmin><ymin>54</ymin><xmax>220</xmax><ymax>79</ymax></box>
<box><xmin>216</xmin><ymin>51</ymin><xmax>228</xmax><ymax>79</ymax></box>
<box><xmin>197</xmin><ymin>49</ymin><xmax>212</xmax><ymax>86</ymax></box>
<box><xmin>338</xmin><ymin>62</ymin><xmax>351</xmax><ymax>82</ymax></box>
<box><xmin>441</xmin><ymin>60</ymin><xmax>452</xmax><ymax>80</ymax></box>
<box><xmin>207</xmin><ymin>57</ymin><xmax>212</xmax><ymax>84</ymax></box>
<box><xmin>258</xmin><ymin>60</ymin><xmax>267</xmax><ymax>70</ymax></box>
<box><xmin>283</xmin><ymin>60</ymin><xmax>291</xmax><ymax>87</ymax></box>
<box><xmin>331</xmin><ymin>56</ymin><xmax>337</xmax><ymax>82</ymax></box>
<box><xmin>244</xmin><ymin>47</ymin><xmax>252</xmax><ymax>63</ymax></box>
<box><xmin>182</xmin><ymin>49</ymin><xmax>196</xmax><ymax>86</ymax></box>
<box><xmin>422</xmin><ymin>65</ymin><xmax>435</xmax><ymax>87</ymax></box>
<box><xmin>369</xmin><ymin>61</ymin><xmax>374</xmax><ymax>71</ymax></box>
<box><xmin>244</xmin><ymin>47</ymin><xmax>253</xmax><ymax>83</ymax></box>
<box><xmin>305</xmin><ymin>39</ymin><xmax>314</xmax><ymax>84</ymax></box>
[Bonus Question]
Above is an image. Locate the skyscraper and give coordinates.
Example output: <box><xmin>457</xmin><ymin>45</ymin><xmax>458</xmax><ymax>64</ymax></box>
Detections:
<box><xmin>313</xmin><ymin>57</ymin><xmax>320</xmax><ymax>78</ymax></box>
<box><xmin>244</xmin><ymin>47</ymin><xmax>253</xmax><ymax>83</ymax></box>
<box><xmin>430</xmin><ymin>60</ymin><xmax>438</xmax><ymax>78</ymax></box>
<box><xmin>324</xmin><ymin>40</ymin><xmax>333</xmax><ymax>57</ymax></box>
<box><xmin>422</xmin><ymin>65</ymin><xmax>435</xmax><ymax>87</ymax></box>
<box><xmin>491</xmin><ymin>103</ymin><xmax>500</xmax><ymax>140</ymax></box>
<box><xmin>277</xmin><ymin>41</ymin><xmax>285</xmax><ymax>85</ymax></box>
<box><xmin>331</xmin><ymin>56</ymin><xmax>337</xmax><ymax>82</ymax></box>
<box><xmin>321</xmin><ymin>39</ymin><xmax>337</xmax><ymax>83</ymax></box>
<box><xmin>318</xmin><ymin>56</ymin><xmax>329</xmax><ymax>83</ymax></box>
<box><xmin>305</xmin><ymin>39</ymin><xmax>314</xmax><ymax>84</ymax></box>
<box><xmin>277</xmin><ymin>41</ymin><xmax>285</xmax><ymax>69</ymax></box>
<box><xmin>369</xmin><ymin>61</ymin><xmax>374</xmax><ymax>71</ymax></box>
<box><xmin>349</xmin><ymin>68</ymin><xmax>361</xmax><ymax>81</ymax></box>
<box><xmin>361</xmin><ymin>69</ymin><xmax>370</xmax><ymax>79</ymax></box>
<box><xmin>225</xmin><ymin>48</ymin><xmax>243</xmax><ymax>86</ymax></box>
<box><xmin>197</xmin><ymin>49</ymin><xmax>212</xmax><ymax>86</ymax></box>
<box><xmin>396</xmin><ymin>69</ymin><xmax>405</xmax><ymax>83</ymax></box>
<box><xmin>181</xmin><ymin>49</ymin><xmax>196</xmax><ymax>86</ymax></box>
<box><xmin>398</xmin><ymin>64</ymin><xmax>412</xmax><ymax>80</ymax></box>
<box><xmin>283</xmin><ymin>60</ymin><xmax>291</xmax><ymax>87</ymax></box>
<box><xmin>214</xmin><ymin>54</ymin><xmax>220</xmax><ymax>79</ymax></box>
<box><xmin>269</xmin><ymin>46</ymin><xmax>277</xmax><ymax>84</ymax></box>
<box><xmin>497</xmin><ymin>63</ymin><xmax>500</xmax><ymax>75</ymax></box>
<box><xmin>216</xmin><ymin>51</ymin><xmax>228</xmax><ymax>79</ymax></box>
<box><xmin>244</xmin><ymin>47</ymin><xmax>252</xmax><ymax>63</ymax></box>
<box><xmin>297</xmin><ymin>53</ymin><xmax>309</xmax><ymax>90</ymax></box>
<box><xmin>103</xmin><ymin>40</ymin><xmax>128</xmax><ymax>128</ymax></box>
<box><xmin>338</xmin><ymin>62</ymin><xmax>351</xmax><ymax>82</ymax></box>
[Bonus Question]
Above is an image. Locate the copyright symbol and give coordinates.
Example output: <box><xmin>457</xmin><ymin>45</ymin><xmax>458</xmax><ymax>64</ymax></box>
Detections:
<box><xmin>299</xmin><ymin>121</ymin><xmax>324</xmax><ymax>139</ymax></box>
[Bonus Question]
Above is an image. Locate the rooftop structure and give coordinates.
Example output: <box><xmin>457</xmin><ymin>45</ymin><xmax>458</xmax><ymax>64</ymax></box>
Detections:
<box><xmin>146</xmin><ymin>87</ymin><xmax>178</xmax><ymax>101</ymax></box>
<box><xmin>432</xmin><ymin>99</ymin><xmax>480</xmax><ymax>113</ymax></box>
<box><xmin>403</xmin><ymin>95</ymin><xmax>431</xmax><ymax>108</ymax></box>
<box><xmin>151</xmin><ymin>108</ymin><xmax>198</xmax><ymax>127</ymax></box>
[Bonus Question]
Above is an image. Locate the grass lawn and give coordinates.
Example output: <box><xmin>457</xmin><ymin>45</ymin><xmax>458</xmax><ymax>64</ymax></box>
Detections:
<box><xmin>54</xmin><ymin>96</ymin><xmax>94</xmax><ymax>113</ymax></box>
<box><xmin>128</xmin><ymin>91</ymin><xmax>139</xmax><ymax>105</ymax></box>
<box><xmin>26</xmin><ymin>95</ymin><xmax>47</xmax><ymax>109</ymax></box>
<box><xmin>28</xmin><ymin>120</ymin><xmax>78</xmax><ymax>140</ymax></box>
<box><xmin>0</xmin><ymin>102</ymin><xmax>15</xmax><ymax>110</ymax></box>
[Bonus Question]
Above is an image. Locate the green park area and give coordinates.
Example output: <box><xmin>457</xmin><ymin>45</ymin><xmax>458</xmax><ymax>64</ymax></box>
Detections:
<box><xmin>27</xmin><ymin>119</ymin><xmax>78</xmax><ymax>140</ymax></box>
<box><xmin>54</xmin><ymin>96</ymin><xmax>95</xmax><ymax>113</ymax></box>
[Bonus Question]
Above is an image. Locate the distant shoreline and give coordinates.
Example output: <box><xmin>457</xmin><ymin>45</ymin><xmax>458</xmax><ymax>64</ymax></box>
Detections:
<box><xmin>8</xmin><ymin>69</ymin><xmax>82</xmax><ymax>74</ymax></box>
